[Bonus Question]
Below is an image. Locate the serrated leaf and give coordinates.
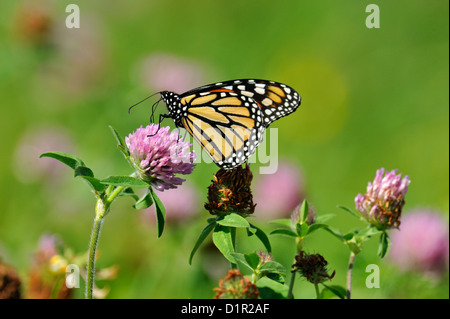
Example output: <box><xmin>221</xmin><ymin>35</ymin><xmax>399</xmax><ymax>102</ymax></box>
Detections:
<box><xmin>250</xmin><ymin>223</ymin><xmax>271</xmax><ymax>253</ymax></box>
<box><xmin>133</xmin><ymin>189</ymin><xmax>154</xmax><ymax>209</ymax></box>
<box><xmin>216</xmin><ymin>213</ymin><xmax>250</xmax><ymax>228</ymax></box>
<box><xmin>148</xmin><ymin>187</ymin><xmax>166</xmax><ymax>238</ymax></box>
<box><xmin>101</xmin><ymin>176</ymin><xmax>149</xmax><ymax>188</ymax></box>
<box><xmin>189</xmin><ymin>221</ymin><xmax>216</xmax><ymax>264</ymax></box>
<box><xmin>212</xmin><ymin>225</ymin><xmax>236</xmax><ymax>264</ymax></box>
<box><xmin>40</xmin><ymin>151</ymin><xmax>85</xmax><ymax>169</ymax></box>
<box><xmin>270</xmin><ymin>229</ymin><xmax>297</xmax><ymax>238</ymax></box>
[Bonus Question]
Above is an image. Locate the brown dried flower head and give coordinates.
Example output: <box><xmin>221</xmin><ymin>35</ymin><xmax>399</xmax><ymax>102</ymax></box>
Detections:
<box><xmin>213</xmin><ymin>269</ymin><xmax>259</xmax><ymax>299</ymax></box>
<box><xmin>0</xmin><ymin>261</ymin><xmax>21</xmax><ymax>299</ymax></box>
<box><xmin>292</xmin><ymin>251</ymin><xmax>335</xmax><ymax>284</ymax></box>
<box><xmin>205</xmin><ymin>165</ymin><xmax>256</xmax><ymax>216</ymax></box>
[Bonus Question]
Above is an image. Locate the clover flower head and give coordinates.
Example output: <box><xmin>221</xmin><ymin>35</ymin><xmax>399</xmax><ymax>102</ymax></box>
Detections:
<box><xmin>213</xmin><ymin>269</ymin><xmax>259</xmax><ymax>299</ymax></box>
<box><xmin>292</xmin><ymin>251</ymin><xmax>335</xmax><ymax>284</ymax></box>
<box><xmin>204</xmin><ymin>165</ymin><xmax>255</xmax><ymax>216</ymax></box>
<box><xmin>390</xmin><ymin>210</ymin><xmax>449</xmax><ymax>276</ymax></box>
<box><xmin>355</xmin><ymin>168</ymin><xmax>410</xmax><ymax>230</ymax></box>
<box><xmin>125</xmin><ymin>125</ymin><xmax>196</xmax><ymax>191</ymax></box>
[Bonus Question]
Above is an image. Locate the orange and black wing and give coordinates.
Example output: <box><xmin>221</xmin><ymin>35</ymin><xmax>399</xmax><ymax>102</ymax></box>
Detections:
<box><xmin>177</xmin><ymin>79</ymin><xmax>301</xmax><ymax>168</ymax></box>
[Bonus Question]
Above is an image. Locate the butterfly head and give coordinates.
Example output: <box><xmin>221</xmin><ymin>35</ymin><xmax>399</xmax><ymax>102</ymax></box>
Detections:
<box><xmin>160</xmin><ymin>91</ymin><xmax>179</xmax><ymax>111</ymax></box>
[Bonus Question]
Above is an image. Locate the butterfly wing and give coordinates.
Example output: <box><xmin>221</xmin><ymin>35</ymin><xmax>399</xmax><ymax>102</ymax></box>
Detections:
<box><xmin>179</xmin><ymin>89</ymin><xmax>265</xmax><ymax>169</ymax></box>
<box><xmin>181</xmin><ymin>79</ymin><xmax>301</xmax><ymax>127</ymax></box>
<box><xmin>177</xmin><ymin>79</ymin><xmax>301</xmax><ymax>169</ymax></box>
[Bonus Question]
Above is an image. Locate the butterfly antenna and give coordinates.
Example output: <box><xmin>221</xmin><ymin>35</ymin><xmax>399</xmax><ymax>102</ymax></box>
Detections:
<box><xmin>128</xmin><ymin>92</ymin><xmax>161</xmax><ymax>114</ymax></box>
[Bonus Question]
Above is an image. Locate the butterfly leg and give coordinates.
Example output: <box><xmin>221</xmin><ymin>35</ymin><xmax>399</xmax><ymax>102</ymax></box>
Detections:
<box><xmin>148</xmin><ymin>113</ymin><xmax>170</xmax><ymax>137</ymax></box>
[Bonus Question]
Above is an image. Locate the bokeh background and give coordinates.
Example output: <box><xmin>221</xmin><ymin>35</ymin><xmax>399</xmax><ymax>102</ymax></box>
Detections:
<box><xmin>0</xmin><ymin>0</ymin><xmax>448</xmax><ymax>299</ymax></box>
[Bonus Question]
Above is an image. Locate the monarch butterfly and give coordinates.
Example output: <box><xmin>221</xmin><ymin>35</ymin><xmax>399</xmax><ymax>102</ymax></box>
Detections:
<box><xmin>157</xmin><ymin>79</ymin><xmax>301</xmax><ymax>169</ymax></box>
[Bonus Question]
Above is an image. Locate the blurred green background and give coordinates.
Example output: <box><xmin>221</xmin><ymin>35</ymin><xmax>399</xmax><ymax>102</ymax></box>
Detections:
<box><xmin>0</xmin><ymin>0</ymin><xmax>448</xmax><ymax>298</ymax></box>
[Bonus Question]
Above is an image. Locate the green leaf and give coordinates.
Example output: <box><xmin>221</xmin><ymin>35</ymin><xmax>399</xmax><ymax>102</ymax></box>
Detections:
<box><xmin>337</xmin><ymin>205</ymin><xmax>360</xmax><ymax>218</ymax></box>
<box><xmin>378</xmin><ymin>231</ymin><xmax>391</xmax><ymax>258</ymax></box>
<box><xmin>212</xmin><ymin>225</ymin><xmax>236</xmax><ymax>263</ymax></box>
<box><xmin>358</xmin><ymin>226</ymin><xmax>382</xmax><ymax>238</ymax></box>
<box><xmin>306</xmin><ymin>223</ymin><xmax>328</xmax><ymax>235</ymax></box>
<box><xmin>40</xmin><ymin>151</ymin><xmax>86</xmax><ymax>169</ymax></box>
<box><xmin>245</xmin><ymin>252</ymin><xmax>261</xmax><ymax>270</ymax></box>
<box><xmin>101</xmin><ymin>176</ymin><xmax>149</xmax><ymax>188</ymax></box>
<box><xmin>118</xmin><ymin>187</ymin><xmax>139</xmax><ymax>201</ymax></box>
<box><xmin>270</xmin><ymin>229</ymin><xmax>297</xmax><ymax>238</ymax></box>
<box><xmin>109</xmin><ymin>125</ymin><xmax>129</xmax><ymax>157</ymax></box>
<box><xmin>246</xmin><ymin>227</ymin><xmax>257</xmax><ymax>236</ymax></box>
<box><xmin>266</xmin><ymin>272</ymin><xmax>285</xmax><ymax>284</ymax></box>
<box><xmin>323</xmin><ymin>225</ymin><xmax>345</xmax><ymax>241</ymax></box>
<box><xmin>321</xmin><ymin>284</ymin><xmax>346</xmax><ymax>299</ymax></box>
<box><xmin>259</xmin><ymin>261</ymin><xmax>286</xmax><ymax>277</ymax></box>
<box><xmin>250</xmin><ymin>223</ymin><xmax>272</xmax><ymax>253</ymax></box>
<box><xmin>148</xmin><ymin>187</ymin><xmax>166</xmax><ymax>238</ymax></box>
<box><xmin>343</xmin><ymin>232</ymin><xmax>355</xmax><ymax>241</ymax></box>
<box><xmin>78</xmin><ymin>176</ymin><xmax>107</xmax><ymax>193</ymax></box>
<box><xmin>269</xmin><ymin>219</ymin><xmax>292</xmax><ymax>228</ymax></box>
<box><xmin>300</xmin><ymin>200</ymin><xmax>309</xmax><ymax>223</ymax></box>
<box><xmin>133</xmin><ymin>189</ymin><xmax>154</xmax><ymax>209</ymax></box>
<box><xmin>74</xmin><ymin>165</ymin><xmax>94</xmax><ymax>178</ymax></box>
<box><xmin>216</xmin><ymin>213</ymin><xmax>250</xmax><ymax>228</ymax></box>
<box><xmin>109</xmin><ymin>125</ymin><xmax>126</xmax><ymax>148</ymax></box>
<box><xmin>256</xmin><ymin>277</ymin><xmax>289</xmax><ymax>299</ymax></box>
<box><xmin>231</xmin><ymin>252</ymin><xmax>260</xmax><ymax>271</ymax></box>
<box><xmin>296</xmin><ymin>223</ymin><xmax>309</xmax><ymax>237</ymax></box>
<box><xmin>315</xmin><ymin>214</ymin><xmax>335</xmax><ymax>224</ymax></box>
<box><xmin>189</xmin><ymin>220</ymin><xmax>216</xmax><ymax>264</ymax></box>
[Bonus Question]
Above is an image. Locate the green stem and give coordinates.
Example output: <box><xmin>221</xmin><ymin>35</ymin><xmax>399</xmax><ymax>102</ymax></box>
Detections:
<box><xmin>346</xmin><ymin>251</ymin><xmax>357</xmax><ymax>299</ymax></box>
<box><xmin>314</xmin><ymin>283</ymin><xmax>320</xmax><ymax>299</ymax></box>
<box><xmin>287</xmin><ymin>237</ymin><xmax>304</xmax><ymax>299</ymax></box>
<box><xmin>230</xmin><ymin>227</ymin><xmax>237</xmax><ymax>270</ymax></box>
<box><xmin>287</xmin><ymin>272</ymin><xmax>296</xmax><ymax>299</ymax></box>
<box><xmin>86</xmin><ymin>198</ymin><xmax>105</xmax><ymax>299</ymax></box>
<box><xmin>85</xmin><ymin>185</ymin><xmax>125</xmax><ymax>299</ymax></box>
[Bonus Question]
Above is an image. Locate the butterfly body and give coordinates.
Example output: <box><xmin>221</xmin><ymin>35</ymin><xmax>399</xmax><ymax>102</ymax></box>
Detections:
<box><xmin>160</xmin><ymin>79</ymin><xmax>301</xmax><ymax>169</ymax></box>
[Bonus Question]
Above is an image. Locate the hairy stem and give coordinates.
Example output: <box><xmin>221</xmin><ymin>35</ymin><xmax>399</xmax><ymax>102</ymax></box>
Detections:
<box><xmin>346</xmin><ymin>251</ymin><xmax>357</xmax><ymax>299</ymax></box>
<box><xmin>85</xmin><ymin>185</ymin><xmax>125</xmax><ymax>299</ymax></box>
<box><xmin>86</xmin><ymin>198</ymin><xmax>105</xmax><ymax>299</ymax></box>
